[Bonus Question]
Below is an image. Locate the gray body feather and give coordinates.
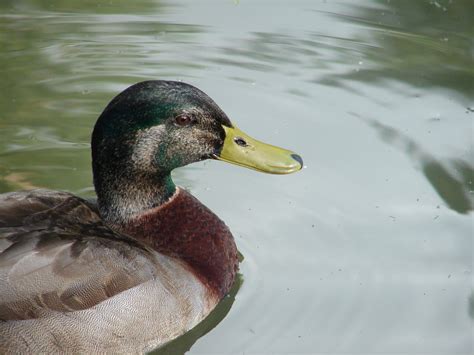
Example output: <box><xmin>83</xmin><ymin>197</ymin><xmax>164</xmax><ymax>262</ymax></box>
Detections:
<box><xmin>0</xmin><ymin>190</ymin><xmax>217</xmax><ymax>353</ymax></box>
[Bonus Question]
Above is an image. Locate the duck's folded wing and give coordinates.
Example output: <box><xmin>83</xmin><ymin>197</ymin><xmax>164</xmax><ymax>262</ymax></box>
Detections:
<box><xmin>0</xmin><ymin>189</ymin><xmax>83</xmax><ymax>227</ymax></box>
<box><xmin>0</xmin><ymin>190</ymin><xmax>157</xmax><ymax>321</ymax></box>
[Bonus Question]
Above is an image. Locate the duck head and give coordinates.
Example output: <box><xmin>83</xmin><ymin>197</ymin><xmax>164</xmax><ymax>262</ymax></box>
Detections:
<box><xmin>91</xmin><ymin>81</ymin><xmax>302</xmax><ymax>225</ymax></box>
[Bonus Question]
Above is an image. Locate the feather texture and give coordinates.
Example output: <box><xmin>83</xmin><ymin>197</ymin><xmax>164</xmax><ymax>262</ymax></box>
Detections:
<box><xmin>0</xmin><ymin>190</ymin><xmax>218</xmax><ymax>353</ymax></box>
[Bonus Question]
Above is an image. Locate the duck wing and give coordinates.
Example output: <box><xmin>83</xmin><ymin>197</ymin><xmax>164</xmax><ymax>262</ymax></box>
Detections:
<box><xmin>0</xmin><ymin>190</ymin><xmax>157</xmax><ymax>321</ymax></box>
<box><xmin>0</xmin><ymin>190</ymin><xmax>217</xmax><ymax>353</ymax></box>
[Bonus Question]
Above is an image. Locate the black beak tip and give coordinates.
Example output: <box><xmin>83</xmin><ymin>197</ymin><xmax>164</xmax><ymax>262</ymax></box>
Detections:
<box><xmin>291</xmin><ymin>153</ymin><xmax>304</xmax><ymax>168</ymax></box>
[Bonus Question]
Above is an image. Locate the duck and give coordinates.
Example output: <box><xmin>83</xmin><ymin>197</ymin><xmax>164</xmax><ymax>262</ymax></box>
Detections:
<box><xmin>0</xmin><ymin>80</ymin><xmax>303</xmax><ymax>353</ymax></box>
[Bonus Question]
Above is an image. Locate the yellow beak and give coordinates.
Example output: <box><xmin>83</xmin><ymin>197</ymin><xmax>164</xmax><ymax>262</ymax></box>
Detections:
<box><xmin>214</xmin><ymin>125</ymin><xmax>303</xmax><ymax>174</ymax></box>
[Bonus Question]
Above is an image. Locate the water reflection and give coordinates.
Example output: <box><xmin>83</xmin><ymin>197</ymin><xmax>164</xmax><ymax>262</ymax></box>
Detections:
<box><xmin>0</xmin><ymin>0</ymin><xmax>202</xmax><ymax>193</ymax></box>
<box><xmin>153</xmin><ymin>275</ymin><xmax>242</xmax><ymax>355</ymax></box>
<box><xmin>319</xmin><ymin>0</ymin><xmax>474</xmax><ymax>101</ymax></box>
<box><xmin>1</xmin><ymin>0</ymin><xmax>473</xmax><ymax>353</ymax></box>
<box><xmin>469</xmin><ymin>291</ymin><xmax>474</xmax><ymax>320</ymax></box>
<box><xmin>207</xmin><ymin>30</ymin><xmax>372</xmax><ymax>88</ymax></box>
<box><xmin>366</xmin><ymin>118</ymin><xmax>473</xmax><ymax>214</ymax></box>
<box><xmin>0</xmin><ymin>0</ymin><xmax>166</xmax><ymax>14</ymax></box>
<box><xmin>423</xmin><ymin>160</ymin><xmax>473</xmax><ymax>214</ymax></box>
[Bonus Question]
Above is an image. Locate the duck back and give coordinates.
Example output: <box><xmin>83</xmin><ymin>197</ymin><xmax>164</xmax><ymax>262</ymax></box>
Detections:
<box><xmin>0</xmin><ymin>190</ymin><xmax>225</xmax><ymax>353</ymax></box>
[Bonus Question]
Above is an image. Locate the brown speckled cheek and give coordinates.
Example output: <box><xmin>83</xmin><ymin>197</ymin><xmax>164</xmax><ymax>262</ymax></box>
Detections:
<box><xmin>129</xmin><ymin>124</ymin><xmax>213</xmax><ymax>170</ymax></box>
<box><xmin>190</xmin><ymin>128</ymin><xmax>222</xmax><ymax>156</ymax></box>
<box><xmin>131</xmin><ymin>126</ymin><xmax>167</xmax><ymax>172</ymax></box>
<box><xmin>166</xmin><ymin>127</ymin><xmax>216</xmax><ymax>165</ymax></box>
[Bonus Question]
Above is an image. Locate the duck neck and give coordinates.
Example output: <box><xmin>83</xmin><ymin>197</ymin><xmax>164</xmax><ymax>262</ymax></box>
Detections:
<box><xmin>95</xmin><ymin>168</ymin><xmax>238</xmax><ymax>299</ymax></box>
<box><xmin>95</xmin><ymin>169</ymin><xmax>177</xmax><ymax>228</ymax></box>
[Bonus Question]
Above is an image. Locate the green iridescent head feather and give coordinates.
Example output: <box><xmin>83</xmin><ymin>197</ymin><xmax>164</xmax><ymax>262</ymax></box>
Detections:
<box><xmin>91</xmin><ymin>80</ymin><xmax>302</xmax><ymax>224</ymax></box>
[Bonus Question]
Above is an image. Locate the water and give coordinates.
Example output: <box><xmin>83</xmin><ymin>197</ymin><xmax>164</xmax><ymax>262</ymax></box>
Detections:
<box><xmin>1</xmin><ymin>0</ymin><xmax>473</xmax><ymax>353</ymax></box>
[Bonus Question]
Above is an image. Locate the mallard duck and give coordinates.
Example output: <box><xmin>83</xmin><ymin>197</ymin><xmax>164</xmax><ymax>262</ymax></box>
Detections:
<box><xmin>0</xmin><ymin>81</ymin><xmax>302</xmax><ymax>353</ymax></box>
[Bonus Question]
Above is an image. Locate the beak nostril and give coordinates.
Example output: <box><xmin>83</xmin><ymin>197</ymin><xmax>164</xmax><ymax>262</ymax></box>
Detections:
<box><xmin>234</xmin><ymin>137</ymin><xmax>248</xmax><ymax>147</ymax></box>
<box><xmin>291</xmin><ymin>154</ymin><xmax>304</xmax><ymax>167</ymax></box>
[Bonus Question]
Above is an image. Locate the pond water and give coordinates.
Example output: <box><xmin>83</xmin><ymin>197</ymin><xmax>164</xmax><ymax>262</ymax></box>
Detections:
<box><xmin>1</xmin><ymin>0</ymin><xmax>473</xmax><ymax>353</ymax></box>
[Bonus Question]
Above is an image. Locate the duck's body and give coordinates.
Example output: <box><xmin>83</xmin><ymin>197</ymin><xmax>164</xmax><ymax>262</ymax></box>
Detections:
<box><xmin>0</xmin><ymin>189</ymin><xmax>229</xmax><ymax>352</ymax></box>
<box><xmin>0</xmin><ymin>81</ymin><xmax>302</xmax><ymax>353</ymax></box>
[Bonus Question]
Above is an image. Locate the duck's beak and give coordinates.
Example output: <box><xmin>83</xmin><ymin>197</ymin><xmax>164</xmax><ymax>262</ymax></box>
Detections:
<box><xmin>213</xmin><ymin>125</ymin><xmax>303</xmax><ymax>174</ymax></box>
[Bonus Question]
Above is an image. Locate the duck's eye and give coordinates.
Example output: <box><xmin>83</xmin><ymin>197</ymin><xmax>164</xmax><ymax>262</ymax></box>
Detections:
<box><xmin>174</xmin><ymin>114</ymin><xmax>194</xmax><ymax>126</ymax></box>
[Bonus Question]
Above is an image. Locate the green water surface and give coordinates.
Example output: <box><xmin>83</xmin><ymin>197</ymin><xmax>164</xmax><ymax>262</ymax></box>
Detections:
<box><xmin>1</xmin><ymin>0</ymin><xmax>473</xmax><ymax>353</ymax></box>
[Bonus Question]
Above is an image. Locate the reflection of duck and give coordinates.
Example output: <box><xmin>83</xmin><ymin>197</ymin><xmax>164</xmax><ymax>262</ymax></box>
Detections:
<box><xmin>0</xmin><ymin>81</ymin><xmax>303</xmax><ymax>353</ymax></box>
